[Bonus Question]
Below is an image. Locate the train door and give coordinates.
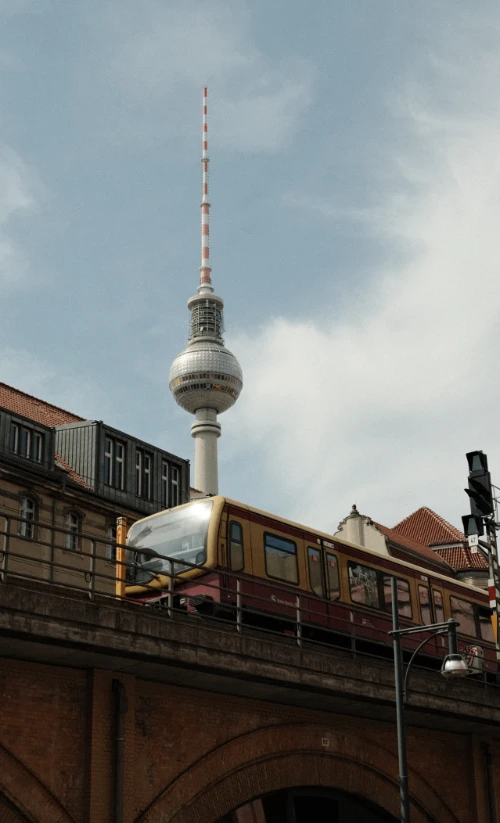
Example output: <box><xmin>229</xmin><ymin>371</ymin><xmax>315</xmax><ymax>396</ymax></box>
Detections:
<box><xmin>416</xmin><ymin>579</ymin><xmax>441</xmax><ymax>657</ymax></box>
<box><xmin>430</xmin><ymin>583</ymin><xmax>447</xmax><ymax>657</ymax></box>
<box><xmin>304</xmin><ymin>542</ymin><xmax>328</xmax><ymax>629</ymax></box>
<box><xmin>323</xmin><ymin>542</ymin><xmax>346</xmax><ymax>637</ymax></box>
<box><xmin>221</xmin><ymin>509</ymin><xmax>252</xmax><ymax>607</ymax></box>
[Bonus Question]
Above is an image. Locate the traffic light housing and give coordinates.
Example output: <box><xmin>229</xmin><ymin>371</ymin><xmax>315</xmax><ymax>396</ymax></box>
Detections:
<box><xmin>464</xmin><ymin>450</ymin><xmax>494</xmax><ymax>518</ymax></box>
<box><xmin>461</xmin><ymin>513</ymin><xmax>484</xmax><ymax>537</ymax></box>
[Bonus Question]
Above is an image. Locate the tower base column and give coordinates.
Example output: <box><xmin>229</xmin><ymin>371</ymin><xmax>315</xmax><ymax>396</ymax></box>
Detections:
<box><xmin>191</xmin><ymin>408</ymin><xmax>221</xmax><ymax>496</ymax></box>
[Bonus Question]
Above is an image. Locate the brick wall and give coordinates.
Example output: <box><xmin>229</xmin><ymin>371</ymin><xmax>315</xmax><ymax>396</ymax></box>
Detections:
<box><xmin>0</xmin><ymin>658</ymin><xmax>498</xmax><ymax>823</ymax></box>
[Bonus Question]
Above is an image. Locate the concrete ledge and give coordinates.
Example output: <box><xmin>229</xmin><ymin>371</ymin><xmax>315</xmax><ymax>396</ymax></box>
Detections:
<box><xmin>1</xmin><ymin>579</ymin><xmax>500</xmax><ymax>731</ymax></box>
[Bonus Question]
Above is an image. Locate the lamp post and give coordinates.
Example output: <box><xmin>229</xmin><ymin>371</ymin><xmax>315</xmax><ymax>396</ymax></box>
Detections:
<box><xmin>389</xmin><ymin>576</ymin><xmax>469</xmax><ymax>822</ymax></box>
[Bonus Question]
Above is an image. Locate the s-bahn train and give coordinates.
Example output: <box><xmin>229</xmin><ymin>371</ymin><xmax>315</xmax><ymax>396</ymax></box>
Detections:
<box><xmin>125</xmin><ymin>496</ymin><xmax>496</xmax><ymax>670</ymax></box>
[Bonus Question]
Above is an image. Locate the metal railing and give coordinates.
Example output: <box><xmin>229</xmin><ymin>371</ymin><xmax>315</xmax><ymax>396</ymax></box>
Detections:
<box><xmin>0</xmin><ymin>510</ymin><xmax>497</xmax><ymax>688</ymax></box>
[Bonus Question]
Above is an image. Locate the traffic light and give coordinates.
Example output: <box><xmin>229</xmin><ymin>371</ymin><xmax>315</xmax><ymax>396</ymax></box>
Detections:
<box><xmin>464</xmin><ymin>450</ymin><xmax>494</xmax><ymax>518</ymax></box>
<box><xmin>461</xmin><ymin>513</ymin><xmax>484</xmax><ymax>537</ymax></box>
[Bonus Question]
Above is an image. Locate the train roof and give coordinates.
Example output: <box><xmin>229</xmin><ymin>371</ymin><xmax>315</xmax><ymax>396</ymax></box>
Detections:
<box><xmin>131</xmin><ymin>495</ymin><xmax>488</xmax><ymax>601</ymax></box>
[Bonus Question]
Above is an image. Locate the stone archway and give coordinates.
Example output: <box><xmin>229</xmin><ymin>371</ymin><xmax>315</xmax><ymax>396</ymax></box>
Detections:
<box><xmin>216</xmin><ymin>787</ymin><xmax>398</xmax><ymax>822</ymax></box>
<box><xmin>0</xmin><ymin>745</ymin><xmax>75</xmax><ymax>823</ymax></box>
<box><xmin>136</xmin><ymin>723</ymin><xmax>459</xmax><ymax>823</ymax></box>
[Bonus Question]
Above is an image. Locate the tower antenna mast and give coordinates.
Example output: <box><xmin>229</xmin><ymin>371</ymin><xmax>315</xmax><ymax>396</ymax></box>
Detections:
<box><xmin>169</xmin><ymin>88</ymin><xmax>243</xmax><ymax>496</ymax></box>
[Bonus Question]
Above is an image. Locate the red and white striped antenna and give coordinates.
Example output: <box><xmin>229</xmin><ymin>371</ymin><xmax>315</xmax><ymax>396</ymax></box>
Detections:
<box><xmin>200</xmin><ymin>86</ymin><xmax>212</xmax><ymax>288</ymax></box>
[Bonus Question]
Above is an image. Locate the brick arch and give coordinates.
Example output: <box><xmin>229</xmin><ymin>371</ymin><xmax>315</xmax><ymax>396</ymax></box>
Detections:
<box><xmin>136</xmin><ymin>723</ymin><xmax>459</xmax><ymax>823</ymax></box>
<box><xmin>0</xmin><ymin>744</ymin><xmax>75</xmax><ymax>823</ymax></box>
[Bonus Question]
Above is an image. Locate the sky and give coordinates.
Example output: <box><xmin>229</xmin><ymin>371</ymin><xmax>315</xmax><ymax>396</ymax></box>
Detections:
<box><xmin>1</xmin><ymin>0</ymin><xmax>500</xmax><ymax>534</ymax></box>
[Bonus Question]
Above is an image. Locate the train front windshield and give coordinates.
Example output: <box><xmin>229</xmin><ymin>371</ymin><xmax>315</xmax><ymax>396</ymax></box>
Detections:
<box><xmin>127</xmin><ymin>499</ymin><xmax>213</xmax><ymax>586</ymax></box>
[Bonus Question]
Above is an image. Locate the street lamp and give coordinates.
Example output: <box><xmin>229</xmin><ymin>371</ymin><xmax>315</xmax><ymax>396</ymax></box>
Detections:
<box><xmin>389</xmin><ymin>576</ymin><xmax>469</xmax><ymax>822</ymax></box>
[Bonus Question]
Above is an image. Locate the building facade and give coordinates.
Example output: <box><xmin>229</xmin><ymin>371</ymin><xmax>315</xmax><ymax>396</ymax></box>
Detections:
<box><xmin>0</xmin><ymin>382</ymin><xmax>190</xmax><ymax>595</ymax></box>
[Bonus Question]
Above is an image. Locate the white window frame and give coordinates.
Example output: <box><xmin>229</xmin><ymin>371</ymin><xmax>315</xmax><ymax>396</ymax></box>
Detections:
<box><xmin>65</xmin><ymin>511</ymin><xmax>81</xmax><ymax>551</ymax></box>
<box><xmin>161</xmin><ymin>460</ymin><xmax>168</xmax><ymax>508</ymax></box>
<box><xmin>170</xmin><ymin>465</ymin><xmax>179</xmax><ymax>508</ymax></box>
<box><xmin>19</xmin><ymin>496</ymin><xmax>36</xmax><ymax>539</ymax></box>
<box><xmin>106</xmin><ymin>523</ymin><xmax>117</xmax><ymax>561</ymax></box>
<box><xmin>104</xmin><ymin>437</ymin><xmax>125</xmax><ymax>490</ymax></box>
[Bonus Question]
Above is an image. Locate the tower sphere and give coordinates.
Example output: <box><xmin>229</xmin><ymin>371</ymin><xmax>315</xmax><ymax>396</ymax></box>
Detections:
<box><xmin>169</xmin><ymin>338</ymin><xmax>243</xmax><ymax>414</ymax></box>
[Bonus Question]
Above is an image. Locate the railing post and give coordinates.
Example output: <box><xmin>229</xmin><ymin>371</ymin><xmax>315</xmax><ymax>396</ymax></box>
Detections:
<box><xmin>0</xmin><ymin>516</ymin><xmax>10</xmax><ymax>582</ymax></box>
<box><xmin>88</xmin><ymin>539</ymin><xmax>96</xmax><ymax>600</ymax></box>
<box><xmin>296</xmin><ymin>595</ymin><xmax>302</xmax><ymax>648</ymax></box>
<box><xmin>236</xmin><ymin>577</ymin><xmax>242</xmax><ymax>634</ymax></box>
<box><xmin>167</xmin><ymin>559</ymin><xmax>174</xmax><ymax>619</ymax></box>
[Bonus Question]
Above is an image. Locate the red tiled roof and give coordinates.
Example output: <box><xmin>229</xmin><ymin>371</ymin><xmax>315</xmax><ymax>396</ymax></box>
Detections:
<box><xmin>435</xmin><ymin>545</ymin><xmax>488</xmax><ymax>571</ymax></box>
<box><xmin>393</xmin><ymin>506</ymin><xmax>464</xmax><ymax>546</ymax></box>
<box><xmin>55</xmin><ymin>454</ymin><xmax>92</xmax><ymax>491</ymax></box>
<box><xmin>0</xmin><ymin>382</ymin><xmax>83</xmax><ymax>428</ymax></box>
<box><xmin>375</xmin><ymin>522</ymin><xmax>454</xmax><ymax>572</ymax></box>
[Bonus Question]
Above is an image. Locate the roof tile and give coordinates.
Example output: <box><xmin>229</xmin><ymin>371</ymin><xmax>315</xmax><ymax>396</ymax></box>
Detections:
<box><xmin>0</xmin><ymin>382</ymin><xmax>83</xmax><ymax>428</ymax></box>
<box><xmin>393</xmin><ymin>506</ymin><xmax>465</xmax><ymax>546</ymax></box>
<box><xmin>375</xmin><ymin>522</ymin><xmax>454</xmax><ymax>572</ymax></box>
<box><xmin>434</xmin><ymin>545</ymin><xmax>488</xmax><ymax>571</ymax></box>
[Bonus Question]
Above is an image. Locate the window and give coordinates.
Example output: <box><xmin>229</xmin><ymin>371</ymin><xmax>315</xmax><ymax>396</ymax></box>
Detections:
<box><xmin>229</xmin><ymin>521</ymin><xmax>244</xmax><ymax>571</ymax></box>
<box><xmin>348</xmin><ymin>562</ymin><xmax>412</xmax><ymax>617</ymax></box>
<box><xmin>479</xmin><ymin>607</ymin><xmax>495</xmax><ymax>643</ymax></box>
<box><xmin>348</xmin><ymin>562</ymin><xmax>380</xmax><ymax>609</ymax></box>
<box><xmin>169</xmin><ymin>465</ymin><xmax>179</xmax><ymax>508</ymax></box>
<box><xmin>308</xmin><ymin>547</ymin><xmax>323</xmax><ymax>597</ymax></box>
<box><xmin>104</xmin><ymin>437</ymin><xmax>125</xmax><ymax>490</ymax></box>
<box><xmin>136</xmin><ymin>449</ymin><xmax>152</xmax><ymax>499</ymax></box>
<box><xmin>264</xmin><ymin>533</ymin><xmax>298</xmax><ymax>584</ymax></box>
<box><xmin>325</xmin><ymin>552</ymin><xmax>340</xmax><ymax>601</ymax></box>
<box><xmin>161</xmin><ymin>460</ymin><xmax>168</xmax><ymax>508</ymax></box>
<box><xmin>19</xmin><ymin>497</ymin><xmax>35</xmax><ymax>538</ymax></box>
<box><xmin>433</xmin><ymin>589</ymin><xmax>444</xmax><ymax>622</ymax></box>
<box><xmin>10</xmin><ymin>422</ymin><xmax>43</xmax><ymax>462</ymax></box>
<box><xmin>64</xmin><ymin>511</ymin><xmax>81</xmax><ymax>551</ymax></box>
<box><xmin>106</xmin><ymin>523</ymin><xmax>117</xmax><ymax>562</ymax></box>
<box><xmin>451</xmin><ymin>596</ymin><xmax>477</xmax><ymax>637</ymax></box>
<box><xmin>384</xmin><ymin>576</ymin><xmax>412</xmax><ymax>619</ymax></box>
<box><xmin>418</xmin><ymin>585</ymin><xmax>432</xmax><ymax>625</ymax></box>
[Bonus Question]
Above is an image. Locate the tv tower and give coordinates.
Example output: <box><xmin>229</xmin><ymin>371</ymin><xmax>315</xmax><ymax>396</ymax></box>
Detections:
<box><xmin>169</xmin><ymin>88</ymin><xmax>243</xmax><ymax>496</ymax></box>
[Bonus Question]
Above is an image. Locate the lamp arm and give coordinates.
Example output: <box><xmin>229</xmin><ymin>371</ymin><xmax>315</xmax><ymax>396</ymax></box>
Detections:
<box><xmin>402</xmin><ymin>629</ymin><xmax>446</xmax><ymax>704</ymax></box>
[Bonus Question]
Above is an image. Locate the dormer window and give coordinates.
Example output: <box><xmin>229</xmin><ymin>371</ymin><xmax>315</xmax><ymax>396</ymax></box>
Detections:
<box><xmin>10</xmin><ymin>422</ymin><xmax>43</xmax><ymax>462</ymax></box>
<box><xmin>104</xmin><ymin>437</ymin><xmax>125</xmax><ymax>490</ymax></box>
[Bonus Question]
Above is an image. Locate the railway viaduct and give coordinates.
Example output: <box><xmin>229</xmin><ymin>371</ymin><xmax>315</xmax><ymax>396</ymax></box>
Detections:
<box><xmin>1</xmin><ymin>579</ymin><xmax>500</xmax><ymax>823</ymax></box>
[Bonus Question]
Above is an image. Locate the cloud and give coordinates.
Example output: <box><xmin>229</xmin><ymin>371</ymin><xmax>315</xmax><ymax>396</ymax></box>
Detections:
<box><xmin>223</xmin><ymin>19</ymin><xmax>500</xmax><ymax>532</ymax></box>
<box><xmin>0</xmin><ymin>147</ymin><xmax>39</xmax><ymax>290</ymax></box>
<box><xmin>95</xmin><ymin>0</ymin><xmax>314</xmax><ymax>151</ymax></box>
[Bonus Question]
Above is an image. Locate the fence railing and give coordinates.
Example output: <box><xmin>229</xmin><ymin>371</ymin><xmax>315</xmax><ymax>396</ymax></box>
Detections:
<box><xmin>0</xmin><ymin>509</ymin><xmax>497</xmax><ymax>688</ymax></box>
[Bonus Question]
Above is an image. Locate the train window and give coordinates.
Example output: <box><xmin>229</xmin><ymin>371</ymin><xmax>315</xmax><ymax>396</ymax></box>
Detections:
<box><xmin>383</xmin><ymin>576</ymin><xmax>412</xmax><ymax>619</ymax></box>
<box><xmin>325</xmin><ymin>552</ymin><xmax>340</xmax><ymax>601</ymax></box>
<box><xmin>229</xmin><ymin>521</ymin><xmax>244</xmax><ymax>572</ymax></box>
<box><xmin>348</xmin><ymin>562</ymin><xmax>380</xmax><ymax>609</ymax></box>
<box><xmin>418</xmin><ymin>585</ymin><xmax>432</xmax><ymax>625</ymax></box>
<box><xmin>264</xmin><ymin>533</ymin><xmax>299</xmax><ymax>584</ymax></box>
<box><xmin>479</xmin><ymin>607</ymin><xmax>495</xmax><ymax>643</ymax></box>
<box><xmin>450</xmin><ymin>597</ymin><xmax>477</xmax><ymax>637</ymax></box>
<box><xmin>308</xmin><ymin>547</ymin><xmax>323</xmax><ymax>596</ymax></box>
<box><xmin>433</xmin><ymin>589</ymin><xmax>444</xmax><ymax>622</ymax></box>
